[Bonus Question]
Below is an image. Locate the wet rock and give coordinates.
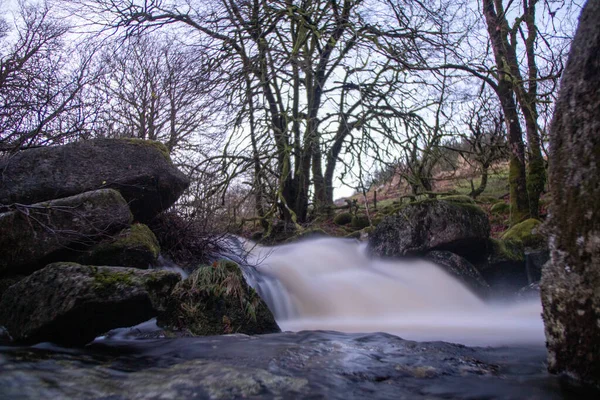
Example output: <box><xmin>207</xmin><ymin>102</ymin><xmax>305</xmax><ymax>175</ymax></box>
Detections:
<box><xmin>369</xmin><ymin>199</ymin><xmax>490</xmax><ymax>263</ymax></box>
<box><xmin>0</xmin><ymin>138</ymin><xmax>189</xmax><ymax>222</ymax></box>
<box><xmin>425</xmin><ymin>251</ymin><xmax>489</xmax><ymax>297</ymax></box>
<box><xmin>541</xmin><ymin>0</ymin><xmax>600</xmax><ymax>387</ymax></box>
<box><xmin>0</xmin><ymin>275</ymin><xmax>24</xmax><ymax>302</ymax></box>
<box><xmin>76</xmin><ymin>223</ymin><xmax>160</xmax><ymax>269</ymax></box>
<box><xmin>0</xmin><ymin>189</ymin><xmax>132</xmax><ymax>275</ymax></box>
<box><xmin>477</xmin><ymin>239</ymin><xmax>528</xmax><ymax>296</ymax></box>
<box><xmin>159</xmin><ymin>260</ymin><xmax>280</xmax><ymax>336</ymax></box>
<box><xmin>0</xmin><ymin>263</ymin><xmax>180</xmax><ymax>345</ymax></box>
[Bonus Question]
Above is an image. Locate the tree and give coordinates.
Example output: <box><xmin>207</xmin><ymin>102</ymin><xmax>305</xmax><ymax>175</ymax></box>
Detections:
<box><xmin>0</xmin><ymin>1</ymin><xmax>95</xmax><ymax>152</ymax></box>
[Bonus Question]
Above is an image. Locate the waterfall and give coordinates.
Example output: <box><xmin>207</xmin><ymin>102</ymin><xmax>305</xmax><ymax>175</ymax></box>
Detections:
<box><xmin>237</xmin><ymin>236</ymin><xmax>544</xmax><ymax>347</ymax></box>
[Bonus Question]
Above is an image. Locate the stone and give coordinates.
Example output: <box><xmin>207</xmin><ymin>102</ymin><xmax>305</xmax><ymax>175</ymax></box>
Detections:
<box><xmin>0</xmin><ymin>138</ymin><xmax>190</xmax><ymax>222</ymax></box>
<box><xmin>541</xmin><ymin>0</ymin><xmax>600</xmax><ymax>387</ymax></box>
<box><xmin>350</xmin><ymin>214</ymin><xmax>370</xmax><ymax>229</ymax></box>
<box><xmin>159</xmin><ymin>260</ymin><xmax>280</xmax><ymax>336</ymax></box>
<box><xmin>0</xmin><ymin>189</ymin><xmax>132</xmax><ymax>275</ymax></box>
<box><xmin>333</xmin><ymin>212</ymin><xmax>352</xmax><ymax>226</ymax></box>
<box><xmin>76</xmin><ymin>224</ymin><xmax>160</xmax><ymax>269</ymax></box>
<box><xmin>477</xmin><ymin>239</ymin><xmax>528</xmax><ymax>296</ymax></box>
<box><xmin>0</xmin><ymin>263</ymin><xmax>181</xmax><ymax>345</ymax></box>
<box><xmin>368</xmin><ymin>199</ymin><xmax>490</xmax><ymax>263</ymax></box>
<box><xmin>425</xmin><ymin>251</ymin><xmax>489</xmax><ymax>297</ymax></box>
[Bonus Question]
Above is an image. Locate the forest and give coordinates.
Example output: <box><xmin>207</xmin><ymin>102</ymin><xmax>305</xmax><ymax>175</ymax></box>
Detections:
<box><xmin>0</xmin><ymin>0</ymin><xmax>580</xmax><ymax>231</ymax></box>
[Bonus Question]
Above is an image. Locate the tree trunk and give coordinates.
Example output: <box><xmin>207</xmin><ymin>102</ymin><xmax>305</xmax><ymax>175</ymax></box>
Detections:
<box><xmin>541</xmin><ymin>0</ymin><xmax>600</xmax><ymax>388</ymax></box>
<box><xmin>482</xmin><ymin>0</ymin><xmax>530</xmax><ymax>225</ymax></box>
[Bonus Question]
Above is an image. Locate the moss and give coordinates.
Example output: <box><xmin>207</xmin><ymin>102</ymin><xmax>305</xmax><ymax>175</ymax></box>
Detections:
<box><xmin>351</xmin><ymin>214</ymin><xmax>370</xmax><ymax>229</ymax></box>
<box><xmin>344</xmin><ymin>231</ymin><xmax>361</xmax><ymax>239</ymax></box>
<box><xmin>79</xmin><ymin>224</ymin><xmax>160</xmax><ymax>269</ymax></box>
<box><xmin>489</xmin><ymin>238</ymin><xmax>525</xmax><ymax>262</ymax></box>
<box><xmin>477</xmin><ymin>195</ymin><xmax>501</xmax><ymax>204</ymax></box>
<box><xmin>162</xmin><ymin>260</ymin><xmax>279</xmax><ymax>336</ymax></box>
<box><xmin>501</xmin><ymin>218</ymin><xmax>545</xmax><ymax>248</ymax></box>
<box><xmin>90</xmin><ymin>267</ymin><xmax>135</xmax><ymax>292</ymax></box>
<box><xmin>491</xmin><ymin>202</ymin><xmax>510</xmax><ymax>214</ymax></box>
<box><xmin>333</xmin><ymin>212</ymin><xmax>352</xmax><ymax>226</ymax></box>
<box><xmin>121</xmin><ymin>138</ymin><xmax>172</xmax><ymax>162</ymax></box>
<box><xmin>440</xmin><ymin>195</ymin><xmax>475</xmax><ymax>204</ymax></box>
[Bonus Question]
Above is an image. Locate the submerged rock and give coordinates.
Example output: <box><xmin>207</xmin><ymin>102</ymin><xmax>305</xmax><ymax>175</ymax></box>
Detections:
<box><xmin>76</xmin><ymin>223</ymin><xmax>160</xmax><ymax>269</ymax></box>
<box><xmin>0</xmin><ymin>138</ymin><xmax>189</xmax><ymax>222</ymax></box>
<box><xmin>159</xmin><ymin>260</ymin><xmax>280</xmax><ymax>336</ymax></box>
<box><xmin>425</xmin><ymin>251</ymin><xmax>489</xmax><ymax>297</ymax></box>
<box><xmin>0</xmin><ymin>263</ymin><xmax>180</xmax><ymax>345</ymax></box>
<box><xmin>369</xmin><ymin>199</ymin><xmax>490</xmax><ymax>262</ymax></box>
<box><xmin>0</xmin><ymin>189</ymin><xmax>132</xmax><ymax>275</ymax></box>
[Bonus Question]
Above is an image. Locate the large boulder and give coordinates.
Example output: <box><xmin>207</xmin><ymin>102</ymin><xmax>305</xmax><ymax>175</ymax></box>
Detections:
<box><xmin>0</xmin><ymin>263</ymin><xmax>181</xmax><ymax>345</ymax></box>
<box><xmin>541</xmin><ymin>0</ymin><xmax>600</xmax><ymax>388</ymax></box>
<box><xmin>369</xmin><ymin>199</ymin><xmax>490</xmax><ymax>262</ymax></box>
<box><xmin>76</xmin><ymin>223</ymin><xmax>160</xmax><ymax>269</ymax></box>
<box><xmin>159</xmin><ymin>260</ymin><xmax>280</xmax><ymax>336</ymax></box>
<box><xmin>476</xmin><ymin>239</ymin><xmax>528</xmax><ymax>296</ymax></box>
<box><xmin>0</xmin><ymin>189</ymin><xmax>132</xmax><ymax>275</ymax></box>
<box><xmin>0</xmin><ymin>138</ymin><xmax>190</xmax><ymax>222</ymax></box>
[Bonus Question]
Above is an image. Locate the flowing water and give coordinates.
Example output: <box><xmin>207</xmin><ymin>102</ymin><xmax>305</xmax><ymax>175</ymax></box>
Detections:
<box><xmin>3</xmin><ymin>236</ymin><xmax>597</xmax><ymax>399</ymax></box>
<box><xmin>239</xmin><ymin>236</ymin><xmax>544</xmax><ymax>347</ymax></box>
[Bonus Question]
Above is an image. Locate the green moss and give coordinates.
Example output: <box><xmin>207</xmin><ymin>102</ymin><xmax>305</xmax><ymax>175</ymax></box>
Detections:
<box><xmin>90</xmin><ymin>267</ymin><xmax>135</xmax><ymax>292</ymax></box>
<box><xmin>79</xmin><ymin>224</ymin><xmax>160</xmax><ymax>268</ymax></box>
<box><xmin>501</xmin><ymin>218</ymin><xmax>545</xmax><ymax>248</ymax></box>
<box><xmin>121</xmin><ymin>138</ymin><xmax>171</xmax><ymax>162</ymax></box>
<box><xmin>491</xmin><ymin>202</ymin><xmax>511</xmax><ymax>214</ymax></box>
<box><xmin>477</xmin><ymin>195</ymin><xmax>501</xmax><ymax>204</ymax></box>
<box><xmin>163</xmin><ymin>260</ymin><xmax>278</xmax><ymax>336</ymax></box>
<box><xmin>351</xmin><ymin>214</ymin><xmax>371</xmax><ymax>229</ymax></box>
<box><xmin>333</xmin><ymin>212</ymin><xmax>352</xmax><ymax>226</ymax></box>
<box><xmin>489</xmin><ymin>238</ymin><xmax>525</xmax><ymax>262</ymax></box>
<box><xmin>440</xmin><ymin>195</ymin><xmax>475</xmax><ymax>204</ymax></box>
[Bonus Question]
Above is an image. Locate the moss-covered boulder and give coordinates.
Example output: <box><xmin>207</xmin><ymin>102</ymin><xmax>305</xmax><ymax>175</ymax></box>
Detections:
<box><xmin>0</xmin><ymin>138</ymin><xmax>189</xmax><ymax>222</ymax></box>
<box><xmin>159</xmin><ymin>260</ymin><xmax>280</xmax><ymax>336</ymax></box>
<box><xmin>77</xmin><ymin>224</ymin><xmax>160</xmax><ymax>269</ymax></box>
<box><xmin>0</xmin><ymin>263</ymin><xmax>181</xmax><ymax>345</ymax></box>
<box><xmin>490</xmin><ymin>202</ymin><xmax>510</xmax><ymax>215</ymax></box>
<box><xmin>501</xmin><ymin>218</ymin><xmax>545</xmax><ymax>248</ymax></box>
<box><xmin>439</xmin><ymin>195</ymin><xmax>475</xmax><ymax>204</ymax></box>
<box><xmin>369</xmin><ymin>199</ymin><xmax>490</xmax><ymax>263</ymax></box>
<box><xmin>351</xmin><ymin>214</ymin><xmax>370</xmax><ymax>229</ymax></box>
<box><xmin>0</xmin><ymin>189</ymin><xmax>132</xmax><ymax>275</ymax></box>
<box><xmin>333</xmin><ymin>212</ymin><xmax>352</xmax><ymax>226</ymax></box>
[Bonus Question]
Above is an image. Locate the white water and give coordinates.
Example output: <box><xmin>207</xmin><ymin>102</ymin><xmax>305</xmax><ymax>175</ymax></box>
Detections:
<box><xmin>241</xmin><ymin>237</ymin><xmax>544</xmax><ymax>347</ymax></box>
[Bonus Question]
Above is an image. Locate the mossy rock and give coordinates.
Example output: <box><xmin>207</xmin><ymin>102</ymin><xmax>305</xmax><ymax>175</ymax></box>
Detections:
<box><xmin>440</xmin><ymin>195</ymin><xmax>475</xmax><ymax>204</ymax></box>
<box><xmin>344</xmin><ymin>231</ymin><xmax>361</xmax><ymax>239</ymax></box>
<box><xmin>159</xmin><ymin>260</ymin><xmax>280</xmax><ymax>336</ymax></box>
<box><xmin>488</xmin><ymin>238</ymin><xmax>525</xmax><ymax>263</ymax></box>
<box><xmin>284</xmin><ymin>228</ymin><xmax>328</xmax><ymax>243</ymax></box>
<box><xmin>351</xmin><ymin>214</ymin><xmax>371</xmax><ymax>229</ymax></box>
<box><xmin>501</xmin><ymin>218</ymin><xmax>545</xmax><ymax>249</ymax></box>
<box><xmin>477</xmin><ymin>195</ymin><xmax>502</xmax><ymax>204</ymax></box>
<box><xmin>491</xmin><ymin>202</ymin><xmax>511</xmax><ymax>215</ymax></box>
<box><xmin>121</xmin><ymin>138</ymin><xmax>172</xmax><ymax>162</ymax></box>
<box><xmin>333</xmin><ymin>212</ymin><xmax>353</xmax><ymax>226</ymax></box>
<box><xmin>78</xmin><ymin>224</ymin><xmax>160</xmax><ymax>269</ymax></box>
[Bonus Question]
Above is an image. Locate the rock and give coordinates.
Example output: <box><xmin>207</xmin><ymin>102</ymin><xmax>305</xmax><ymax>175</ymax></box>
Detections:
<box><xmin>0</xmin><ymin>326</ymin><xmax>11</xmax><ymax>344</ymax></box>
<box><xmin>76</xmin><ymin>224</ymin><xmax>160</xmax><ymax>269</ymax></box>
<box><xmin>0</xmin><ymin>263</ymin><xmax>181</xmax><ymax>345</ymax></box>
<box><xmin>333</xmin><ymin>212</ymin><xmax>352</xmax><ymax>226</ymax></box>
<box><xmin>525</xmin><ymin>249</ymin><xmax>549</xmax><ymax>283</ymax></box>
<box><xmin>424</xmin><ymin>251</ymin><xmax>489</xmax><ymax>297</ymax></box>
<box><xmin>0</xmin><ymin>138</ymin><xmax>190</xmax><ymax>222</ymax></box>
<box><xmin>159</xmin><ymin>260</ymin><xmax>280</xmax><ymax>336</ymax></box>
<box><xmin>477</xmin><ymin>239</ymin><xmax>528</xmax><ymax>296</ymax></box>
<box><xmin>369</xmin><ymin>199</ymin><xmax>490</xmax><ymax>263</ymax></box>
<box><xmin>439</xmin><ymin>195</ymin><xmax>475</xmax><ymax>204</ymax></box>
<box><xmin>490</xmin><ymin>202</ymin><xmax>510</xmax><ymax>215</ymax></box>
<box><xmin>284</xmin><ymin>228</ymin><xmax>328</xmax><ymax>243</ymax></box>
<box><xmin>0</xmin><ymin>275</ymin><xmax>24</xmax><ymax>302</ymax></box>
<box><xmin>351</xmin><ymin>214</ymin><xmax>370</xmax><ymax>229</ymax></box>
<box><xmin>0</xmin><ymin>189</ymin><xmax>132</xmax><ymax>275</ymax></box>
<box><xmin>501</xmin><ymin>219</ymin><xmax>545</xmax><ymax>249</ymax></box>
<box><xmin>541</xmin><ymin>0</ymin><xmax>600</xmax><ymax>387</ymax></box>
